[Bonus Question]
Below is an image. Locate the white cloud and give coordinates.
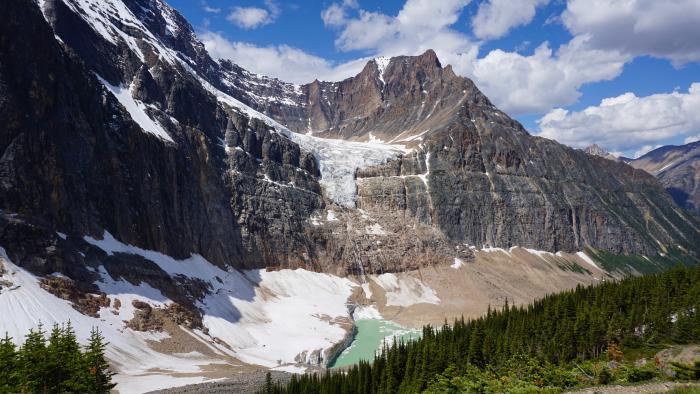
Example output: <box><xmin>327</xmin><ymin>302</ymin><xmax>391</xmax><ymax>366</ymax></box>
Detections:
<box><xmin>321</xmin><ymin>0</ymin><xmax>358</xmax><ymax>27</ymax></box>
<box><xmin>472</xmin><ymin>0</ymin><xmax>549</xmax><ymax>40</ymax></box>
<box><xmin>633</xmin><ymin>144</ymin><xmax>662</xmax><ymax>159</ymax></box>
<box><xmin>201</xmin><ymin>32</ymin><xmax>367</xmax><ymax>84</ymax></box>
<box><xmin>226</xmin><ymin>1</ymin><xmax>280</xmax><ymax>29</ymax></box>
<box><xmin>562</xmin><ymin>0</ymin><xmax>700</xmax><ymax>66</ymax></box>
<box><xmin>320</xmin><ymin>0</ymin><xmax>479</xmax><ymax>84</ymax></box>
<box><xmin>684</xmin><ymin>134</ymin><xmax>700</xmax><ymax>144</ymax></box>
<box><xmin>202</xmin><ymin>3</ymin><xmax>221</xmax><ymax>14</ymax></box>
<box><xmin>470</xmin><ymin>35</ymin><xmax>628</xmax><ymax>114</ymax></box>
<box><xmin>537</xmin><ymin>83</ymin><xmax>700</xmax><ymax>154</ymax></box>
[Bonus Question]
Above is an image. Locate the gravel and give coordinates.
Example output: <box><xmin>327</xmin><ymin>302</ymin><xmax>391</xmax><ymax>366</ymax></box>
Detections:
<box><xmin>146</xmin><ymin>371</ymin><xmax>292</xmax><ymax>394</ymax></box>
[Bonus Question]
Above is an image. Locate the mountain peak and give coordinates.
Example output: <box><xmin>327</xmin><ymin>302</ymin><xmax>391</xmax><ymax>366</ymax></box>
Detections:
<box><xmin>416</xmin><ymin>48</ymin><xmax>441</xmax><ymax>67</ymax></box>
<box><xmin>583</xmin><ymin>144</ymin><xmax>608</xmax><ymax>156</ymax></box>
<box><xmin>583</xmin><ymin>144</ymin><xmax>619</xmax><ymax>161</ymax></box>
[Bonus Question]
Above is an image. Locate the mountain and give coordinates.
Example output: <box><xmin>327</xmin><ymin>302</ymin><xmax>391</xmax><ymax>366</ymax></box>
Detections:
<box><xmin>582</xmin><ymin>144</ymin><xmax>619</xmax><ymax>161</ymax></box>
<box><xmin>629</xmin><ymin>140</ymin><xmax>700</xmax><ymax>216</ymax></box>
<box><xmin>1</xmin><ymin>0</ymin><xmax>699</xmax><ymax>390</ymax></box>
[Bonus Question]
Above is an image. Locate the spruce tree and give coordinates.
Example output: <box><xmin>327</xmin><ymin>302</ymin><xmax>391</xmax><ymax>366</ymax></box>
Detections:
<box><xmin>19</xmin><ymin>323</ymin><xmax>47</xmax><ymax>393</ymax></box>
<box><xmin>83</xmin><ymin>327</ymin><xmax>116</xmax><ymax>394</ymax></box>
<box><xmin>0</xmin><ymin>333</ymin><xmax>18</xmax><ymax>392</ymax></box>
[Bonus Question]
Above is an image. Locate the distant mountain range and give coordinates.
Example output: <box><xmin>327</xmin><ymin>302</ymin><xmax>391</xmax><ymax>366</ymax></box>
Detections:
<box><xmin>583</xmin><ymin>141</ymin><xmax>700</xmax><ymax>216</ymax></box>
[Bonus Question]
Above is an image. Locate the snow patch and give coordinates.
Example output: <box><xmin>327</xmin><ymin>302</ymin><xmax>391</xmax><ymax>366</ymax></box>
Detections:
<box><xmin>576</xmin><ymin>251</ymin><xmax>601</xmax><ymax>270</ymax></box>
<box><xmin>365</xmin><ymin>223</ymin><xmax>387</xmax><ymax>236</ymax></box>
<box><xmin>353</xmin><ymin>305</ymin><xmax>382</xmax><ymax>320</ymax></box>
<box><xmin>361</xmin><ymin>282</ymin><xmax>372</xmax><ymax>299</ymax></box>
<box><xmin>98</xmin><ymin>76</ymin><xmax>173</xmax><ymax>142</ymax></box>
<box><xmin>480</xmin><ymin>246</ymin><xmax>511</xmax><ymax>255</ymax></box>
<box><xmin>451</xmin><ymin>258</ymin><xmax>465</xmax><ymax>269</ymax></box>
<box><xmin>524</xmin><ymin>248</ymin><xmax>555</xmax><ymax>259</ymax></box>
<box><xmin>202</xmin><ymin>268</ymin><xmax>356</xmax><ymax>367</ymax></box>
<box><xmin>272</xmin><ymin>365</ymin><xmax>308</xmax><ymax>374</ymax></box>
<box><xmin>372</xmin><ymin>274</ymin><xmax>440</xmax><ymax>307</ymax></box>
<box><xmin>326</xmin><ymin>210</ymin><xmax>339</xmax><ymax>221</ymax></box>
<box><xmin>374</xmin><ymin>57</ymin><xmax>390</xmax><ymax>85</ymax></box>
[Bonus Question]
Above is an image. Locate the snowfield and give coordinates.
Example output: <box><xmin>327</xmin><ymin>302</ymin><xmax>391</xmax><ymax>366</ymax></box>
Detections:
<box><xmin>0</xmin><ymin>247</ymin><xmax>223</xmax><ymax>393</ymax></box>
<box><xmin>83</xmin><ymin>232</ymin><xmax>357</xmax><ymax>367</ymax></box>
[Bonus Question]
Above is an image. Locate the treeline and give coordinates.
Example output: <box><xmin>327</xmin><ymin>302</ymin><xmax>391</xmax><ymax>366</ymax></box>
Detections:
<box><xmin>0</xmin><ymin>323</ymin><xmax>115</xmax><ymax>393</ymax></box>
<box><xmin>267</xmin><ymin>263</ymin><xmax>700</xmax><ymax>393</ymax></box>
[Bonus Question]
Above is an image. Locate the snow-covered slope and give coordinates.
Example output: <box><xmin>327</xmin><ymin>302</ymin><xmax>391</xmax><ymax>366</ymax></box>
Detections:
<box><xmin>82</xmin><ymin>232</ymin><xmax>358</xmax><ymax>367</ymax></box>
<box><xmin>0</xmin><ymin>247</ymin><xmax>221</xmax><ymax>392</ymax></box>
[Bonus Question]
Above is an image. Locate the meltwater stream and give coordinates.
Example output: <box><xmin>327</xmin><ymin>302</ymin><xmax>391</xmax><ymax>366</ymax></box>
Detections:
<box><xmin>330</xmin><ymin>319</ymin><xmax>421</xmax><ymax>368</ymax></box>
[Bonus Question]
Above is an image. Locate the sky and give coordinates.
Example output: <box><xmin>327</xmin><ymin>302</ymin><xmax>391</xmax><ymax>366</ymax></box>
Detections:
<box><xmin>168</xmin><ymin>0</ymin><xmax>700</xmax><ymax>158</ymax></box>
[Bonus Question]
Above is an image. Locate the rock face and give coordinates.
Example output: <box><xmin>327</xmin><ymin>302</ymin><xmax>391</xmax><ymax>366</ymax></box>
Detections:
<box><xmin>0</xmin><ymin>0</ymin><xmax>697</xmax><ymax>289</ymax></box>
<box><xmin>582</xmin><ymin>144</ymin><xmax>620</xmax><ymax>162</ymax></box>
<box><xmin>1</xmin><ymin>0</ymin><xmax>325</xmax><ymax>270</ymax></box>
<box><xmin>629</xmin><ymin>141</ymin><xmax>700</xmax><ymax>216</ymax></box>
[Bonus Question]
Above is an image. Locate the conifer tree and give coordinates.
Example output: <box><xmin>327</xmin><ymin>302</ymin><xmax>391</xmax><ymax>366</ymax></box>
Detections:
<box><xmin>0</xmin><ymin>333</ymin><xmax>18</xmax><ymax>392</ymax></box>
<box><xmin>19</xmin><ymin>323</ymin><xmax>47</xmax><ymax>393</ymax></box>
<box><xmin>83</xmin><ymin>327</ymin><xmax>116</xmax><ymax>393</ymax></box>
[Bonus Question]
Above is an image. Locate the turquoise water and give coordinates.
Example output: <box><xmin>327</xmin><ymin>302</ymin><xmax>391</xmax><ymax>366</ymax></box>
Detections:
<box><xmin>330</xmin><ymin>319</ymin><xmax>421</xmax><ymax>368</ymax></box>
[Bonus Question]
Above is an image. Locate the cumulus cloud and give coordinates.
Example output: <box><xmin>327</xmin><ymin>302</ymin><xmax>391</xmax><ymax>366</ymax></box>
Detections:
<box><xmin>562</xmin><ymin>0</ymin><xmax>700</xmax><ymax>66</ymax></box>
<box><xmin>226</xmin><ymin>1</ymin><xmax>280</xmax><ymax>29</ymax></box>
<box><xmin>321</xmin><ymin>0</ymin><xmax>358</xmax><ymax>27</ymax></box>
<box><xmin>471</xmin><ymin>36</ymin><xmax>628</xmax><ymax>114</ymax></box>
<box><xmin>201</xmin><ymin>32</ymin><xmax>367</xmax><ymax>84</ymax></box>
<box><xmin>537</xmin><ymin>83</ymin><xmax>700</xmax><ymax>155</ymax></box>
<box><xmin>684</xmin><ymin>134</ymin><xmax>700</xmax><ymax>144</ymax></box>
<box><xmin>472</xmin><ymin>0</ymin><xmax>550</xmax><ymax>40</ymax></box>
<box><xmin>319</xmin><ymin>0</ymin><xmax>479</xmax><ymax>83</ymax></box>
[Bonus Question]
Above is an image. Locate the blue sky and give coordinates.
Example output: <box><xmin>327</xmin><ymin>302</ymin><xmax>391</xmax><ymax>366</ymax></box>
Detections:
<box><xmin>169</xmin><ymin>0</ymin><xmax>700</xmax><ymax>158</ymax></box>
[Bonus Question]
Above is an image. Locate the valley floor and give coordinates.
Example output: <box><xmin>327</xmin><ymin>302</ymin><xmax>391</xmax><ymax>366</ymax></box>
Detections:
<box><xmin>0</xmin><ymin>242</ymin><xmax>627</xmax><ymax>393</ymax></box>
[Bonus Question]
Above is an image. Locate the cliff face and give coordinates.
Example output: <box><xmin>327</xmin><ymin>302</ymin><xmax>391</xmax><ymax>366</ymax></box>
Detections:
<box><xmin>267</xmin><ymin>50</ymin><xmax>699</xmax><ymax>258</ymax></box>
<box><xmin>0</xmin><ymin>0</ymin><xmax>697</xmax><ymax>283</ymax></box>
<box><xmin>0</xmin><ymin>0</ymin><xmax>323</xmax><ymax>270</ymax></box>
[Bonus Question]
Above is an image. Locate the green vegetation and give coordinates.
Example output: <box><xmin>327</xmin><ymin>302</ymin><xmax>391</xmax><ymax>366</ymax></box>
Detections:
<box><xmin>267</xmin><ymin>263</ymin><xmax>700</xmax><ymax>393</ymax></box>
<box><xmin>668</xmin><ymin>385</ymin><xmax>700</xmax><ymax>394</ymax></box>
<box><xmin>0</xmin><ymin>323</ymin><xmax>115</xmax><ymax>394</ymax></box>
<box><xmin>586</xmin><ymin>246</ymin><xmax>696</xmax><ymax>275</ymax></box>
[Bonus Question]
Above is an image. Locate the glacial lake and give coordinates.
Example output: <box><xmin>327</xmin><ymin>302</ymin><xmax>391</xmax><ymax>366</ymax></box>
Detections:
<box><xmin>330</xmin><ymin>319</ymin><xmax>421</xmax><ymax>368</ymax></box>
